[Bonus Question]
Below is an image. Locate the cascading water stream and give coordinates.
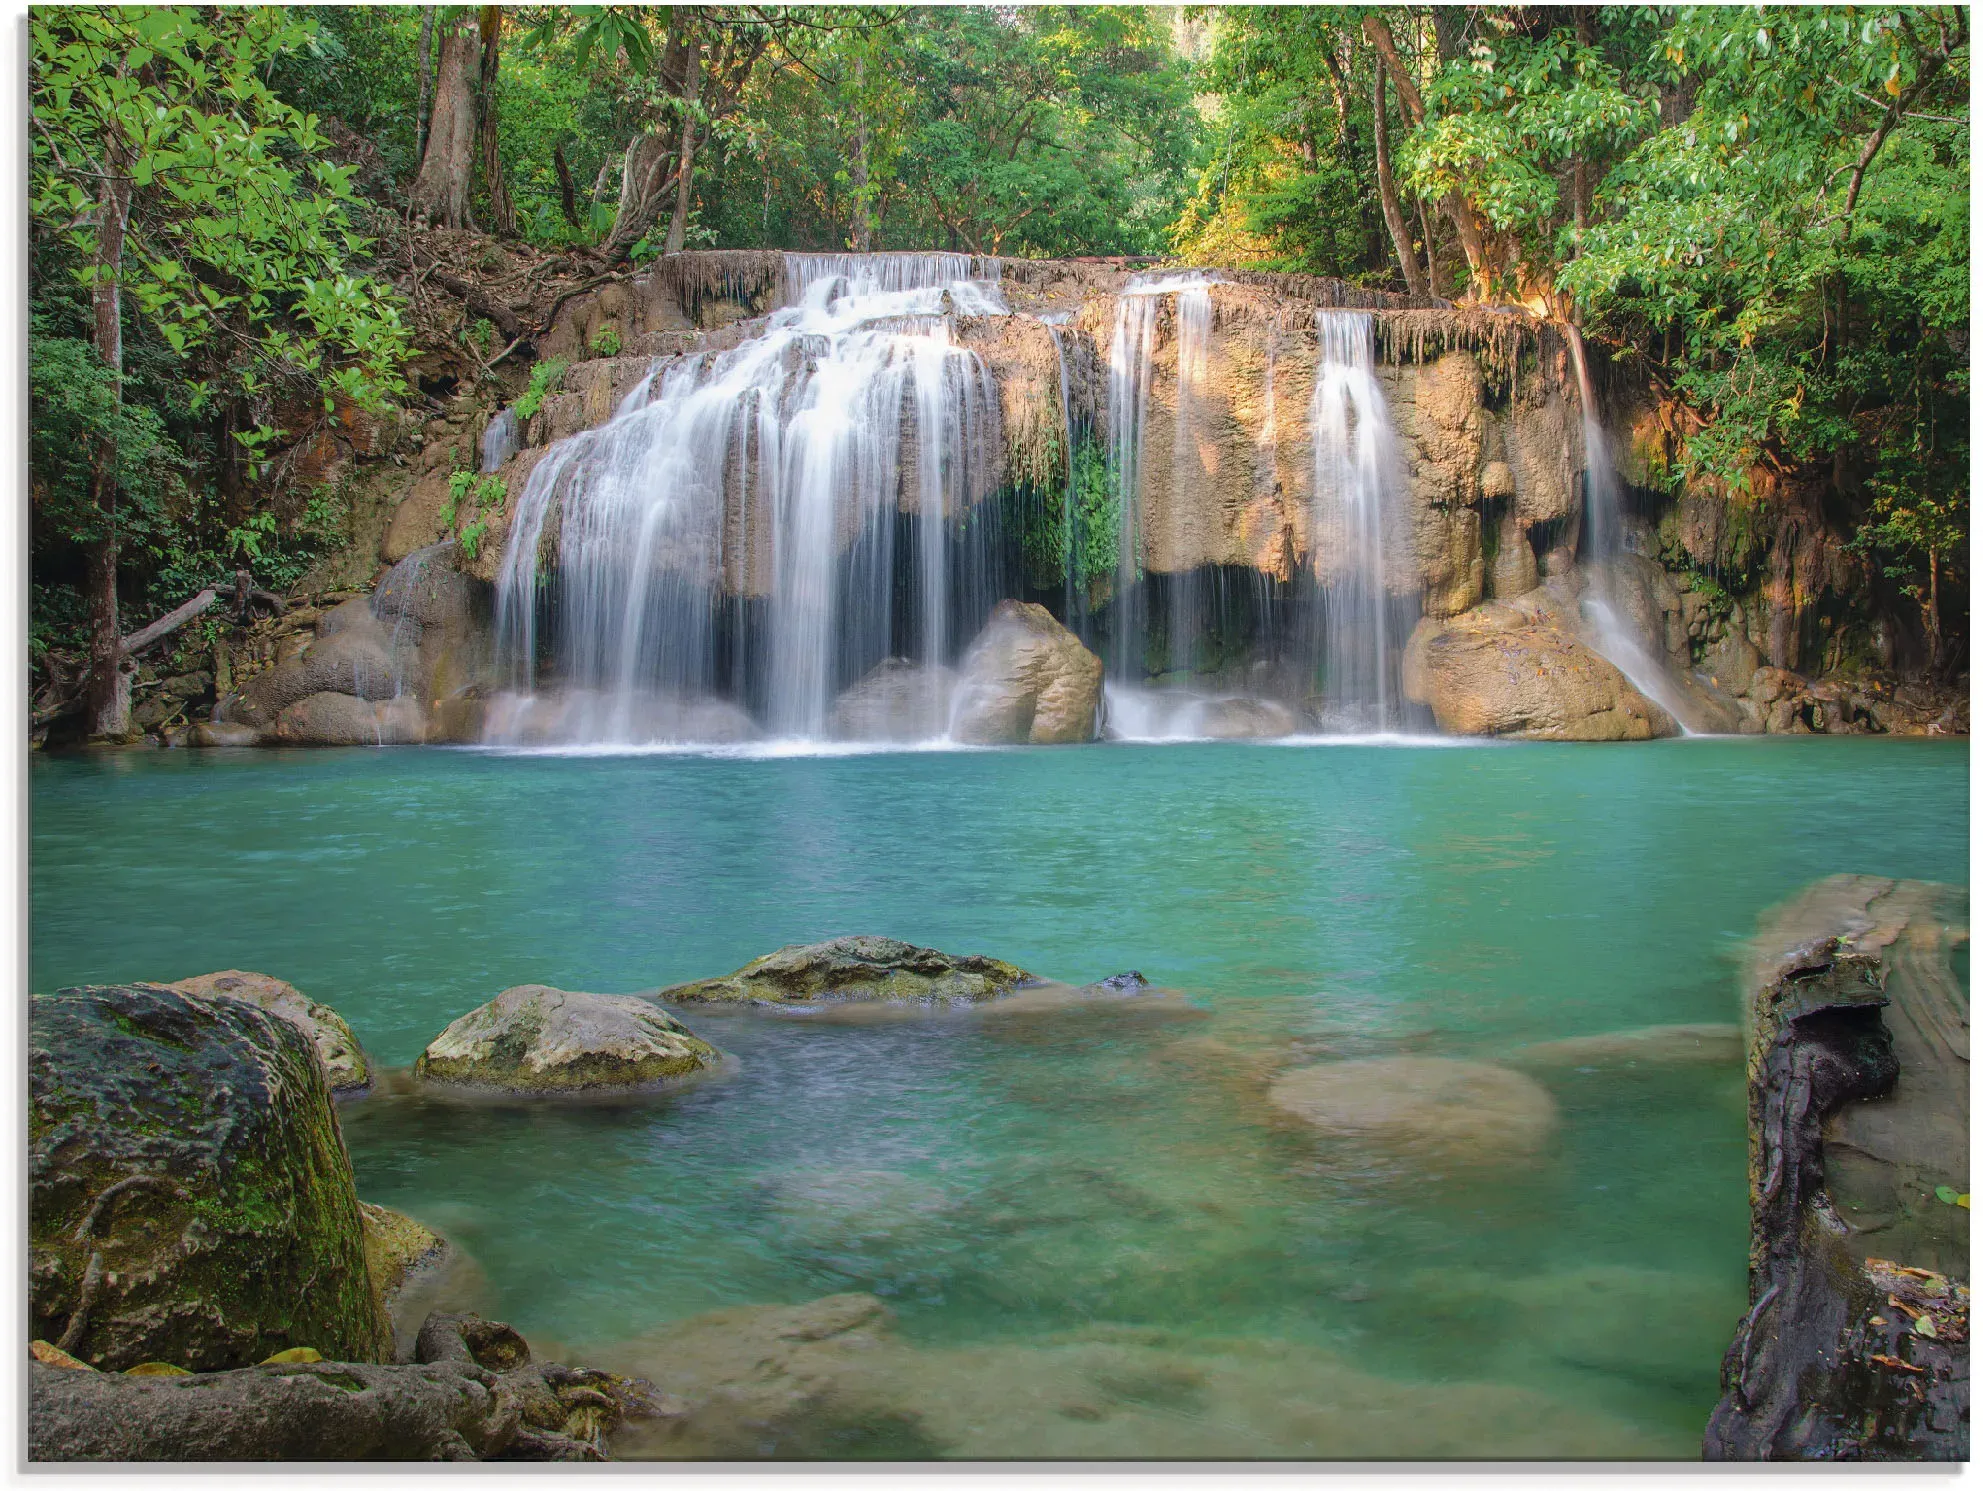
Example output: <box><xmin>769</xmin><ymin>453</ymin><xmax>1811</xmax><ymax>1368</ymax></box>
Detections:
<box><xmin>1042</xmin><ymin>316</ymin><xmax>1082</xmax><ymax>632</ymax></box>
<box><xmin>1309</xmin><ymin>310</ymin><xmax>1411</xmax><ymax>731</ymax></box>
<box><xmin>489</xmin><ymin>253</ymin><xmax>1005</xmax><ymax>746</ymax></box>
<box><xmin>1104</xmin><ymin>273</ymin><xmax>1215</xmax><ymax>689</ymax></box>
<box><xmin>1566</xmin><ymin>326</ymin><xmax>1696</xmax><ymax>732</ymax></box>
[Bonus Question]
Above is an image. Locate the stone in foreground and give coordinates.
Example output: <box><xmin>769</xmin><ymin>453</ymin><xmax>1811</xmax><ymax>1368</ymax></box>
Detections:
<box><xmin>949</xmin><ymin>600</ymin><xmax>1103</xmax><ymax>745</ymax></box>
<box><xmin>1705</xmin><ymin>875</ymin><xmax>1969</xmax><ymax>1461</ymax></box>
<box><xmin>1267</xmin><ymin>1056</ymin><xmax>1558</xmax><ymax>1164</ymax></box>
<box><xmin>414</xmin><ymin>985</ymin><xmax>723</xmax><ymax>1093</ymax></box>
<box><xmin>167</xmin><ymin>969</ymin><xmax>372</xmax><ymax>1093</ymax></box>
<box><xmin>657</xmin><ymin>935</ymin><xmax>1035</xmax><ymax>1008</ymax></box>
<box><xmin>1403</xmin><ymin>605</ymin><xmax>1679</xmax><ymax>741</ymax></box>
<box><xmin>30</xmin><ymin>984</ymin><xmax>391</xmax><ymax>1371</ymax></box>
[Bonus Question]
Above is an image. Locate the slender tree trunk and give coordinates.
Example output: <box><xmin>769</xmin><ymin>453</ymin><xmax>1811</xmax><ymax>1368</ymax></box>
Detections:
<box><xmin>1926</xmin><ymin>550</ymin><xmax>1943</xmax><ymax>676</ymax></box>
<box><xmin>409</xmin><ymin>13</ymin><xmax>480</xmax><ymax>228</ymax></box>
<box><xmin>1416</xmin><ymin>197</ymin><xmax>1438</xmax><ymax>294</ymax></box>
<box><xmin>1372</xmin><ymin>62</ymin><xmax>1428</xmax><ymax>299</ymax></box>
<box><xmin>589</xmin><ymin>157</ymin><xmax>613</xmax><ymax>214</ymax></box>
<box><xmin>553</xmin><ymin>143</ymin><xmax>581</xmax><ymax>227</ymax></box>
<box><xmin>476</xmin><ymin>6</ymin><xmax>514</xmax><ymax>236</ymax></box>
<box><xmin>415</xmin><ymin>7</ymin><xmax>435</xmax><ymax>164</ymax></box>
<box><xmin>850</xmin><ymin>54</ymin><xmax>872</xmax><ymax>251</ymax></box>
<box><xmin>1362</xmin><ymin>14</ymin><xmax>1490</xmax><ymax>297</ymax></box>
<box><xmin>85</xmin><ymin>128</ymin><xmax>135</xmax><ymax>738</ymax></box>
<box><xmin>664</xmin><ymin>121</ymin><xmax>701</xmax><ymax>254</ymax></box>
<box><xmin>602</xmin><ymin>130</ymin><xmax>682</xmax><ymax>261</ymax></box>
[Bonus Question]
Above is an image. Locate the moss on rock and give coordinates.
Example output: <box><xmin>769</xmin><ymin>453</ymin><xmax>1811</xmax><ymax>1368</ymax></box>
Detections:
<box><xmin>657</xmin><ymin>935</ymin><xmax>1035</xmax><ymax>1008</ymax></box>
<box><xmin>166</xmin><ymin>970</ymin><xmax>371</xmax><ymax>1093</ymax></box>
<box><xmin>29</xmin><ymin>984</ymin><xmax>392</xmax><ymax>1371</ymax></box>
<box><xmin>414</xmin><ymin>985</ymin><xmax>724</xmax><ymax>1093</ymax></box>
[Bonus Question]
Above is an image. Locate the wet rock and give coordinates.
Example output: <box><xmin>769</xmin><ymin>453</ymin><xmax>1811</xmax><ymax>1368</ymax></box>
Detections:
<box><xmin>414</xmin><ymin>985</ymin><xmax>723</xmax><ymax>1094</ymax></box>
<box><xmin>165</xmin><ymin>970</ymin><xmax>372</xmax><ymax>1093</ymax></box>
<box><xmin>30</xmin><ymin>984</ymin><xmax>391</xmax><ymax>1371</ymax></box>
<box><xmin>1505</xmin><ymin>1023</ymin><xmax>1742</xmax><ymax>1070</ymax></box>
<box><xmin>1267</xmin><ymin>1056</ymin><xmax>1559</xmax><ymax>1164</ymax></box>
<box><xmin>274</xmin><ymin>692</ymin><xmax>427</xmax><ymax>746</ymax></box>
<box><xmin>233</xmin><ymin>626</ymin><xmax>401</xmax><ymax>728</ymax></box>
<box><xmin>949</xmin><ymin>601</ymin><xmax>1103</xmax><ymax>745</ymax></box>
<box><xmin>360</xmin><ymin>1202</ymin><xmax>448</xmax><ymax>1319</ymax></box>
<box><xmin>1192</xmin><ymin>697</ymin><xmax>1297</xmax><ymax>739</ymax></box>
<box><xmin>180</xmin><ymin>721</ymin><xmax>262</xmax><ymax>748</ymax></box>
<box><xmin>656</xmin><ymin>935</ymin><xmax>1035</xmax><ymax>1009</ymax></box>
<box><xmin>1705</xmin><ymin>875</ymin><xmax>1970</xmax><ymax>1460</ymax></box>
<box><xmin>829</xmin><ymin>659</ymin><xmax>957</xmax><ymax>742</ymax></box>
<box><xmin>481</xmin><ymin>690</ymin><xmax>757</xmax><ymax>746</ymax></box>
<box><xmin>1488</xmin><ymin>508</ymin><xmax>1539</xmax><ymax>599</ymax></box>
<box><xmin>1403</xmin><ymin>608</ymin><xmax>1679</xmax><ymax>741</ymax></box>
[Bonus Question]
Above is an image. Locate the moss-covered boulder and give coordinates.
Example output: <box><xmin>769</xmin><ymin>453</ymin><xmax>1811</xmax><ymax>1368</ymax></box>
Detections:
<box><xmin>656</xmin><ymin>936</ymin><xmax>1035</xmax><ymax>1008</ymax></box>
<box><xmin>29</xmin><ymin>984</ymin><xmax>392</xmax><ymax>1371</ymax></box>
<box><xmin>413</xmin><ymin>985</ymin><xmax>723</xmax><ymax>1094</ymax></box>
<box><xmin>165</xmin><ymin>970</ymin><xmax>371</xmax><ymax>1093</ymax></box>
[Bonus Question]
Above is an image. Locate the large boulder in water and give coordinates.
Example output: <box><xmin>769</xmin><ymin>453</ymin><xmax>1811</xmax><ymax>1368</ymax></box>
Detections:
<box><xmin>1402</xmin><ymin>606</ymin><xmax>1678</xmax><ymax>740</ymax></box>
<box><xmin>165</xmin><ymin>971</ymin><xmax>372</xmax><ymax>1094</ymax></box>
<box><xmin>414</xmin><ymin>985</ymin><xmax>724</xmax><ymax>1094</ymax></box>
<box><xmin>829</xmin><ymin>660</ymin><xmax>957</xmax><ymax>742</ymax></box>
<box><xmin>1267</xmin><ymin>1056</ymin><xmax>1559</xmax><ymax>1164</ymax></box>
<box><xmin>949</xmin><ymin>601</ymin><xmax>1102</xmax><ymax>745</ymax></box>
<box><xmin>657</xmin><ymin>936</ymin><xmax>1035</xmax><ymax>1009</ymax></box>
<box><xmin>274</xmin><ymin>692</ymin><xmax>426</xmax><ymax>746</ymax></box>
<box><xmin>29</xmin><ymin>984</ymin><xmax>392</xmax><ymax>1370</ymax></box>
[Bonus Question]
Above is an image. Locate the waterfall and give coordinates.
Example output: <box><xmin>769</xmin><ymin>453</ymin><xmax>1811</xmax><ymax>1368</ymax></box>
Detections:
<box><xmin>1105</xmin><ymin>272</ymin><xmax>1215</xmax><ymax>683</ymax></box>
<box><xmin>1309</xmin><ymin>310</ymin><xmax>1410</xmax><ymax>731</ymax></box>
<box><xmin>489</xmin><ymin>253</ymin><xmax>1005</xmax><ymax>746</ymax></box>
<box><xmin>1566</xmin><ymin>326</ymin><xmax>1695</xmax><ymax>731</ymax></box>
<box><xmin>1166</xmin><ymin>282</ymin><xmax>1214</xmax><ymax>677</ymax></box>
<box><xmin>1043</xmin><ymin>316</ymin><xmax>1082</xmax><ymax>632</ymax></box>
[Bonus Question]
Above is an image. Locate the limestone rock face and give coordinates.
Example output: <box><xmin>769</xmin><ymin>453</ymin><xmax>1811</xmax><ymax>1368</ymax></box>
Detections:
<box><xmin>165</xmin><ymin>971</ymin><xmax>371</xmax><ymax>1093</ymax></box>
<box><xmin>1193</xmin><ymin>696</ymin><xmax>1298</xmax><ymax>739</ymax></box>
<box><xmin>232</xmin><ymin>625</ymin><xmax>400</xmax><ymax>728</ymax></box>
<box><xmin>275</xmin><ymin>692</ymin><xmax>426</xmax><ymax>746</ymax></box>
<box><xmin>1268</xmin><ymin>1057</ymin><xmax>1559</xmax><ymax>1163</ymax></box>
<box><xmin>359</xmin><ymin>1203</ymin><xmax>448</xmax><ymax>1310</ymax></box>
<box><xmin>30</xmin><ymin>985</ymin><xmax>391</xmax><ymax>1371</ymax></box>
<box><xmin>415</xmin><ymin>986</ymin><xmax>723</xmax><ymax>1094</ymax></box>
<box><xmin>1489</xmin><ymin>509</ymin><xmax>1539</xmax><ymax>599</ymax></box>
<box><xmin>949</xmin><ymin>601</ymin><xmax>1102</xmax><ymax>745</ymax></box>
<box><xmin>829</xmin><ymin>660</ymin><xmax>957</xmax><ymax>743</ymax></box>
<box><xmin>182</xmin><ymin>722</ymin><xmax>262</xmax><ymax>748</ymax></box>
<box><xmin>1403</xmin><ymin>608</ymin><xmax>1680</xmax><ymax>741</ymax></box>
<box><xmin>658</xmin><ymin>935</ymin><xmax>1035</xmax><ymax>1008</ymax></box>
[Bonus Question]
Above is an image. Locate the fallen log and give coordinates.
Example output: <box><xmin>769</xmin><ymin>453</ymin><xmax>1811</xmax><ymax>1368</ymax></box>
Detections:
<box><xmin>120</xmin><ymin>589</ymin><xmax>219</xmax><ymax>656</ymax></box>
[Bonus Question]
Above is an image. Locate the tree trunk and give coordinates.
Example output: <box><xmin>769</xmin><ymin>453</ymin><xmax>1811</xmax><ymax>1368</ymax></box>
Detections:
<box><xmin>664</xmin><ymin>120</ymin><xmax>701</xmax><ymax>254</ymax></box>
<box><xmin>1362</xmin><ymin>14</ymin><xmax>1491</xmax><ymax>297</ymax></box>
<box><xmin>601</xmin><ymin>130</ymin><xmax>681</xmax><ymax>262</ymax></box>
<box><xmin>84</xmin><ymin>125</ymin><xmax>134</xmax><ymax>738</ymax></box>
<box><xmin>409</xmin><ymin>13</ymin><xmax>480</xmax><ymax>229</ymax></box>
<box><xmin>553</xmin><ymin>143</ymin><xmax>581</xmax><ymax>227</ymax></box>
<box><xmin>850</xmin><ymin>54</ymin><xmax>872</xmax><ymax>251</ymax></box>
<box><xmin>476</xmin><ymin>6</ymin><xmax>514</xmax><ymax>237</ymax></box>
<box><xmin>415</xmin><ymin>7</ymin><xmax>435</xmax><ymax>164</ymax></box>
<box><xmin>1372</xmin><ymin>62</ymin><xmax>1428</xmax><ymax>299</ymax></box>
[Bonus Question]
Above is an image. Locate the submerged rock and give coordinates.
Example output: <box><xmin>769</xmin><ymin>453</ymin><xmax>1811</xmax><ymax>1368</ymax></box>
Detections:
<box><xmin>179</xmin><ymin>721</ymin><xmax>262</xmax><ymax>748</ymax></box>
<box><xmin>1192</xmin><ymin>697</ymin><xmax>1298</xmax><ymax>740</ymax></box>
<box><xmin>166</xmin><ymin>970</ymin><xmax>371</xmax><ymax>1093</ymax></box>
<box><xmin>1267</xmin><ymin>1056</ymin><xmax>1559</xmax><ymax>1164</ymax></box>
<box><xmin>1705</xmin><ymin>875</ymin><xmax>1970</xmax><ymax>1461</ymax></box>
<box><xmin>1505</xmin><ymin>1022</ymin><xmax>1743</xmax><ymax>1071</ymax></box>
<box><xmin>360</xmin><ymin>1202</ymin><xmax>449</xmax><ymax>1324</ymax></box>
<box><xmin>602</xmin><ymin>1289</ymin><xmax>1683</xmax><ymax>1460</ymax></box>
<box><xmin>655</xmin><ymin>935</ymin><xmax>1035</xmax><ymax>1008</ymax></box>
<box><xmin>30</xmin><ymin>984</ymin><xmax>391</xmax><ymax>1371</ymax></box>
<box><xmin>414</xmin><ymin>985</ymin><xmax>724</xmax><ymax>1094</ymax></box>
<box><xmin>829</xmin><ymin>659</ymin><xmax>957</xmax><ymax>742</ymax></box>
<box><xmin>949</xmin><ymin>600</ymin><xmax>1103</xmax><ymax>745</ymax></box>
<box><xmin>1402</xmin><ymin>606</ymin><xmax>1679</xmax><ymax>741</ymax></box>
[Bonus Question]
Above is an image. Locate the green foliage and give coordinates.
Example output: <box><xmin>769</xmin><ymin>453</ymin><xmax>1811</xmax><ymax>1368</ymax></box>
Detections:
<box><xmin>589</xmin><ymin>325</ymin><xmax>624</xmax><ymax>357</ymax></box>
<box><xmin>513</xmin><ymin>359</ymin><xmax>568</xmax><ymax>422</ymax></box>
<box><xmin>1015</xmin><ymin>433</ymin><xmax>1120</xmax><ymax>591</ymax></box>
<box><xmin>444</xmin><ymin>469</ymin><xmax>507</xmax><ymax>562</ymax></box>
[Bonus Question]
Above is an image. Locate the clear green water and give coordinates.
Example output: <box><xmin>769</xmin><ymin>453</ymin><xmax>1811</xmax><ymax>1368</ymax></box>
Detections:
<box><xmin>30</xmin><ymin>736</ymin><xmax>1969</xmax><ymax>1457</ymax></box>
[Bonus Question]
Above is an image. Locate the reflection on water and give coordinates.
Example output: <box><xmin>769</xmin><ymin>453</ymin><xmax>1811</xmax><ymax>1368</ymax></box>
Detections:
<box><xmin>30</xmin><ymin>737</ymin><xmax>1968</xmax><ymax>1458</ymax></box>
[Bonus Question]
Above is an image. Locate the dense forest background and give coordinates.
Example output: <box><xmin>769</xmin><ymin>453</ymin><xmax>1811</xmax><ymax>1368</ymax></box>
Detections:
<box><xmin>28</xmin><ymin>5</ymin><xmax>1969</xmax><ymax>734</ymax></box>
